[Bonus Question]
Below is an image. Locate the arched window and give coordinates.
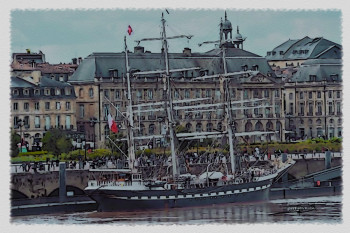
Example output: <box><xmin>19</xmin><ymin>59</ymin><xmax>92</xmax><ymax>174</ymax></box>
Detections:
<box><xmin>139</xmin><ymin>124</ymin><xmax>145</xmax><ymax>136</ymax></box>
<box><xmin>89</xmin><ymin>88</ymin><xmax>94</xmax><ymax>98</ymax></box>
<box><xmin>276</xmin><ymin>121</ymin><xmax>282</xmax><ymax>140</ymax></box>
<box><xmin>245</xmin><ymin>122</ymin><xmax>253</xmax><ymax>132</ymax></box>
<box><xmin>255</xmin><ymin>121</ymin><xmax>263</xmax><ymax>131</ymax></box>
<box><xmin>196</xmin><ymin>123</ymin><xmax>202</xmax><ymax>132</ymax></box>
<box><xmin>186</xmin><ymin>123</ymin><xmax>192</xmax><ymax>132</ymax></box>
<box><xmin>79</xmin><ymin>88</ymin><xmax>84</xmax><ymax>98</ymax></box>
<box><xmin>266</xmin><ymin>121</ymin><xmax>273</xmax><ymax>131</ymax></box>
<box><xmin>149</xmin><ymin>124</ymin><xmax>155</xmax><ymax>135</ymax></box>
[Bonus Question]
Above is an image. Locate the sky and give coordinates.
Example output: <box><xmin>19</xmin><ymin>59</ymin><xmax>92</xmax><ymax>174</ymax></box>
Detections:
<box><xmin>11</xmin><ymin>9</ymin><xmax>342</xmax><ymax>64</ymax></box>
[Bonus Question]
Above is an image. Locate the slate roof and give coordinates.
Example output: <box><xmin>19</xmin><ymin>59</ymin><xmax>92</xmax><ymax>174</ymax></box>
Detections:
<box><xmin>70</xmin><ymin>47</ymin><xmax>275</xmax><ymax>83</ymax></box>
<box><xmin>289</xmin><ymin>59</ymin><xmax>342</xmax><ymax>82</ymax></box>
<box><xmin>266</xmin><ymin>37</ymin><xmax>342</xmax><ymax>61</ymax></box>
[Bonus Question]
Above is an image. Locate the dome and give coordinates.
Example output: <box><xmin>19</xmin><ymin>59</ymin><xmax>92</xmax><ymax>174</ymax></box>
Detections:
<box><xmin>222</xmin><ymin>19</ymin><xmax>232</xmax><ymax>30</ymax></box>
<box><xmin>234</xmin><ymin>26</ymin><xmax>243</xmax><ymax>40</ymax></box>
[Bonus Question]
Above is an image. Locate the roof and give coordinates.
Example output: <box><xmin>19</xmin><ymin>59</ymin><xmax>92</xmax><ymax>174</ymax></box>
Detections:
<box><xmin>266</xmin><ymin>37</ymin><xmax>342</xmax><ymax>61</ymax></box>
<box><xmin>11</xmin><ymin>76</ymin><xmax>73</xmax><ymax>88</ymax></box>
<box><xmin>289</xmin><ymin>59</ymin><xmax>342</xmax><ymax>82</ymax></box>
<box><xmin>69</xmin><ymin>47</ymin><xmax>275</xmax><ymax>83</ymax></box>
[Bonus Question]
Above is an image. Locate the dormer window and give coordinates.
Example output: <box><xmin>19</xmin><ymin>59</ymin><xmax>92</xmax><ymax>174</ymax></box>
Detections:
<box><xmin>65</xmin><ymin>87</ymin><xmax>71</xmax><ymax>95</ymax></box>
<box><xmin>309</xmin><ymin>75</ymin><xmax>316</xmax><ymax>82</ymax></box>
<box><xmin>34</xmin><ymin>89</ymin><xmax>40</xmax><ymax>96</ymax></box>
<box><xmin>241</xmin><ymin>65</ymin><xmax>248</xmax><ymax>71</ymax></box>
<box><xmin>109</xmin><ymin>69</ymin><xmax>119</xmax><ymax>78</ymax></box>
<box><xmin>252</xmin><ymin>65</ymin><xmax>259</xmax><ymax>71</ymax></box>
<box><xmin>330</xmin><ymin>74</ymin><xmax>339</xmax><ymax>81</ymax></box>
<box><xmin>279</xmin><ymin>51</ymin><xmax>283</xmax><ymax>55</ymax></box>
<box><xmin>267</xmin><ymin>52</ymin><xmax>271</xmax><ymax>56</ymax></box>
<box><xmin>293</xmin><ymin>50</ymin><xmax>297</xmax><ymax>54</ymax></box>
<box><xmin>305</xmin><ymin>50</ymin><xmax>309</xmax><ymax>54</ymax></box>
<box><xmin>272</xmin><ymin>51</ymin><xmax>276</xmax><ymax>55</ymax></box>
<box><xmin>23</xmin><ymin>89</ymin><xmax>29</xmax><ymax>96</ymax></box>
<box><xmin>59</xmin><ymin>76</ymin><xmax>64</xmax><ymax>82</ymax></box>
<box><xmin>51</xmin><ymin>75</ymin><xmax>55</xmax><ymax>80</ymax></box>
<box><xmin>55</xmin><ymin>88</ymin><xmax>61</xmax><ymax>95</ymax></box>
<box><xmin>44</xmin><ymin>88</ymin><xmax>50</xmax><ymax>96</ymax></box>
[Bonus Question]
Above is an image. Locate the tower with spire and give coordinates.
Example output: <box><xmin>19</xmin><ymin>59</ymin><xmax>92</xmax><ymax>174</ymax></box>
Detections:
<box><xmin>219</xmin><ymin>11</ymin><xmax>246</xmax><ymax>49</ymax></box>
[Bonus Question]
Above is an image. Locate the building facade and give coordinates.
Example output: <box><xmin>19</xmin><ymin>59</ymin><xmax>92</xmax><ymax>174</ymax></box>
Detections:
<box><xmin>284</xmin><ymin>59</ymin><xmax>342</xmax><ymax>140</ymax></box>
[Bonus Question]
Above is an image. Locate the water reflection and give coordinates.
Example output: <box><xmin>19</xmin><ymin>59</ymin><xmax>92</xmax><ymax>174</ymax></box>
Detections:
<box><xmin>12</xmin><ymin>196</ymin><xmax>341</xmax><ymax>224</ymax></box>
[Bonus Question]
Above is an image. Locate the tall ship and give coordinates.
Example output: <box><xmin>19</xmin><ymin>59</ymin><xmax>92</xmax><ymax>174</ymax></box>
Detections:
<box><xmin>84</xmin><ymin>12</ymin><xmax>295</xmax><ymax>212</ymax></box>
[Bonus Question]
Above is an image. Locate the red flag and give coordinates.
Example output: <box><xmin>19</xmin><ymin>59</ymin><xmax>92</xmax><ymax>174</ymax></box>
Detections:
<box><xmin>108</xmin><ymin>114</ymin><xmax>118</xmax><ymax>133</ymax></box>
<box><xmin>127</xmin><ymin>25</ymin><xmax>133</xmax><ymax>35</ymax></box>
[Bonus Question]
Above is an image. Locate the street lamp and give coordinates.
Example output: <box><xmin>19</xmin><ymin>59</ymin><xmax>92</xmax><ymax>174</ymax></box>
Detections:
<box><xmin>89</xmin><ymin>117</ymin><xmax>98</xmax><ymax>151</ymax></box>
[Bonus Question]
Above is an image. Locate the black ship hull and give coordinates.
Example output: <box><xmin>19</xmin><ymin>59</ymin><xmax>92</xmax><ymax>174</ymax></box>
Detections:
<box><xmin>86</xmin><ymin>179</ymin><xmax>272</xmax><ymax>212</ymax></box>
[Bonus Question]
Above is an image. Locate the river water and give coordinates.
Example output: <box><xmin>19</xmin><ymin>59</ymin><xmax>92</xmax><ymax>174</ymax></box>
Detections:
<box><xmin>11</xmin><ymin>196</ymin><xmax>342</xmax><ymax>225</ymax></box>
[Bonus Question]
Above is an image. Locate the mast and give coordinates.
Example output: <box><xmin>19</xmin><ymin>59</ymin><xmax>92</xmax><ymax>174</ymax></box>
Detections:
<box><xmin>124</xmin><ymin>36</ymin><xmax>136</xmax><ymax>173</ymax></box>
<box><xmin>221</xmin><ymin>46</ymin><xmax>236</xmax><ymax>175</ymax></box>
<box><xmin>161</xmin><ymin>13</ymin><xmax>178</xmax><ymax>178</ymax></box>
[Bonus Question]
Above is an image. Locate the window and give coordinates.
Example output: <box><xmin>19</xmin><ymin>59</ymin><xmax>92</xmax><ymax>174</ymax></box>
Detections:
<box><xmin>185</xmin><ymin>90</ymin><xmax>190</xmax><ymax>99</ymax></box>
<box><xmin>253</xmin><ymin>90</ymin><xmax>259</xmax><ymax>98</ymax></box>
<box><xmin>289</xmin><ymin>93</ymin><xmax>293</xmax><ymax>100</ymax></box>
<box><xmin>309</xmin><ymin>75</ymin><xmax>316</xmax><ymax>82</ymax></box>
<box><xmin>56</xmin><ymin>102</ymin><xmax>61</xmax><ymax>110</ymax></box>
<box><xmin>308</xmin><ymin>92</ymin><xmax>312</xmax><ymax>99</ymax></box>
<box><xmin>215</xmin><ymin>90</ymin><xmax>221</xmax><ymax>100</ymax></box>
<box><xmin>55</xmin><ymin>88</ymin><xmax>61</xmax><ymax>95</ymax></box>
<box><xmin>196</xmin><ymin>123</ymin><xmax>202</xmax><ymax>132</ymax></box>
<box><xmin>89</xmin><ymin>88</ymin><xmax>94</xmax><ymax>98</ymax></box>
<box><xmin>136</xmin><ymin>90</ymin><xmax>142</xmax><ymax>100</ymax></box>
<box><xmin>275</xmin><ymin>90</ymin><xmax>280</xmax><ymax>98</ymax></box>
<box><xmin>241</xmin><ymin>65</ymin><xmax>248</xmax><ymax>71</ymax></box>
<box><xmin>289</xmin><ymin>103</ymin><xmax>294</xmax><ymax>114</ymax></box>
<box><xmin>195</xmin><ymin>90</ymin><xmax>200</xmax><ymax>98</ymax></box>
<box><xmin>231</xmin><ymin>89</ymin><xmax>236</xmax><ymax>98</ymax></box>
<box><xmin>299</xmin><ymin>92</ymin><xmax>304</xmax><ymax>99</ymax></box>
<box><xmin>45</xmin><ymin>116</ymin><xmax>50</xmax><ymax>130</ymax></box>
<box><xmin>206</xmin><ymin>89</ymin><xmax>211</xmax><ymax>98</ymax></box>
<box><xmin>34</xmin><ymin>102</ymin><xmax>39</xmax><ymax>110</ymax></box>
<box><xmin>24</xmin><ymin>102</ymin><xmax>29</xmax><ymax>111</ymax></box>
<box><xmin>174</xmin><ymin>90</ymin><xmax>179</xmax><ymax>99</ymax></box>
<box><xmin>35</xmin><ymin>116</ymin><xmax>40</xmax><ymax>128</ymax></box>
<box><xmin>59</xmin><ymin>76</ymin><xmax>64</xmax><ymax>82</ymax></box>
<box><xmin>65</xmin><ymin>87</ymin><xmax>71</xmax><ymax>95</ymax></box>
<box><xmin>24</xmin><ymin>116</ymin><xmax>29</xmax><ymax>128</ymax></box>
<box><xmin>79</xmin><ymin>104</ymin><xmax>84</xmax><ymax>118</ymax></box>
<box><xmin>328</xmin><ymin>102</ymin><xmax>333</xmax><ymax>114</ymax></box>
<box><xmin>66</xmin><ymin>102</ymin><xmax>71</xmax><ymax>110</ymax></box>
<box><xmin>23</xmin><ymin>89</ymin><xmax>29</xmax><ymax>96</ymax></box>
<box><xmin>34</xmin><ymin>89</ymin><xmax>40</xmax><ymax>96</ymax></box>
<box><xmin>13</xmin><ymin>102</ymin><xmax>18</xmax><ymax>111</ymax></box>
<box><xmin>149</xmin><ymin>124</ymin><xmax>155</xmax><ymax>135</ymax></box>
<box><xmin>300</xmin><ymin>103</ymin><xmax>304</xmax><ymax>115</ymax></box>
<box><xmin>148</xmin><ymin>90</ymin><xmax>153</xmax><ymax>100</ymax></box>
<box><xmin>308</xmin><ymin>102</ymin><xmax>313</xmax><ymax>115</ymax></box>
<box><xmin>115</xmin><ymin>90</ymin><xmax>120</xmax><ymax>99</ymax></box>
<box><xmin>45</xmin><ymin>102</ymin><xmax>50</xmax><ymax>110</ymax></box>
<box><xmin>13</xmin><ymin>89</ymin><xmax>19</xmax><ymax>96</ymax></box>
<box><xmin>104</xmin><ymin>90</ymin><xmax>109</xmax><ymax>99</ymax></box>
<box><xmin>337</xmin><ymin>91</ymin><xmax>341</xmax><ymax>98</ymax></box>
<box><xmin>317</xmin><ymin>102</ymin><xmax>322</xmax><ymax>114</ymax></box>
<box><xmin>336</xmin><ymin>102</ymin><xmax>341</xmax><ymax>115</ymax></box>
<box><xmin>79</xmin><ymin>88</ymin><xmax>84</xmax><ymax>98</ymax></box>
<box><xmin>264</xmin><ymin>90</ymin><xmax>269</xmax><ymax>98</ymax></box>
<box><xmin>45</xmin><ymin>88</ymin><xmax>50</xmax><ymax>96</ymax></box>
<box><xmin>65</xmin><ymin>115</ymin><xmax>71</xmax><ymax>129</ymax></box>
<box><xmin>328</xmin><ymin>91</ymin><xmax>332</xmax><ymax>98</ymax></box>
<box><xmin>55</xmin><ymin>115</ymin><xmax>60</xmax><ymax>128</ymax></box>
<box><xmin>317</xmin><ymin>91</ymin><xmax>321</xmax><ymax>98</ymax></box>
<box><xmin>279</xmin><ymin>51</ymin><xmax>283</xmax><ymax>55</ymax></box>
<box><xmin>115</xmin><ymin>104</ymin><xmax>121</xmax><ymax>118</ymax></box>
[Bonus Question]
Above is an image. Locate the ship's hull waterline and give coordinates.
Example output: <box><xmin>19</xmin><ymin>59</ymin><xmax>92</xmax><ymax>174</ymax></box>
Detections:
<box><xmin>86</xmin><ymin>179</ymin><xmax>272</xmax><ymax>212</ymax></box>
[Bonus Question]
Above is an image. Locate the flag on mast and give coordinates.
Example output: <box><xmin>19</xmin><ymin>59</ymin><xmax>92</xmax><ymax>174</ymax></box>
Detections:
<box><xmin>127</xmin><ymin>25</ymin><xmax>133</xmax><ymax>35</ymax></box>
<box><xmin>108</xmin><ymin>113</ymin><xmax>118</xmax><ymax>133</ymax></box>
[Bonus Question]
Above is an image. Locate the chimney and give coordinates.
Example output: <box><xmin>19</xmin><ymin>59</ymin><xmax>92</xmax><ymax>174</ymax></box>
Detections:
<box><xmin>78</xmin><ymin>57</ymin><xmax>82</xmax><ymax>65</ymax></box>
<box><xmin>72</xmin><ymin>58</ymin><xmax>77</xmax><ymax>65</ymax></box>
<box><xmin>183</xmin><ymin>47</ymin><xmax>191</xmax><ymax>56</ymax></box>
<box><xmin>134</xmin><ymin>46</ymin><xmax>144</xmax><ymax>54</ymax></box>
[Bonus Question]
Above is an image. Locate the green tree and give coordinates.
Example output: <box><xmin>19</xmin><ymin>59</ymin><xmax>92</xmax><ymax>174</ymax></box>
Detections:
<box><xmin>10</xmin><ymin>130</ymin><xmax>21</xmax><ymax>157</ymax></box>
<box><xmin>42</xmin><ymin>129</ymin><xmax>73</xmax><ymax>159</ymax></box>
<box><xmin>105</xmin><ymin>132</ymin><xmax>126</xmax><ymax>157</ymax></box>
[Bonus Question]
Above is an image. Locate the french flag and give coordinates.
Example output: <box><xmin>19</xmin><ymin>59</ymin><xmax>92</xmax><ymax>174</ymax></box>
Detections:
<box><xmin>107</xmin><ymin>113</ymin><xmax>118</xmax><ymax>133</ymax></box>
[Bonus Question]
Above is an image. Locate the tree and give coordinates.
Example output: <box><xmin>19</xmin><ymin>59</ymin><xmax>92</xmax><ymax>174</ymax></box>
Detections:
<box><xmin>42</xmin><ymin>129</ymin><xmax>73</xmax><ymax>159</ymax></box>
<box><xmin>105</xmin><ymin>132</ymin><xmax>126</xmax><ymax>157</ymax></box>
<box><xmin>10</xmin><ymin>130</ymin><xmax>21</xmax><ymax>157</ymax></box>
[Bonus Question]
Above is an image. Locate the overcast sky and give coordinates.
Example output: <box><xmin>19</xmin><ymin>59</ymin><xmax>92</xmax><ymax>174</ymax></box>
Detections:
<box><xmin>11</xmin><ymin>9</ymin><xmax>341</xmax><ymax>64</ymax></box>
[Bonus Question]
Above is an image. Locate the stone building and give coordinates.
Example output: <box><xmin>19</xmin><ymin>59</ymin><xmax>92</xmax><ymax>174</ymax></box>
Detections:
<box><xmin>10</xmin><ymin>74</ymin><xmax>77</xmax><ymax>151</ymax></box>
<box><xmin>266</xmin><ymin>36</ymin><xmax>342</xmax><ymax>69</ymax></box>
<box><xmin>284</xmin><ymin>59</ymin><xmax>342</xmax><ymax>140</ymax></box>
<box><xmin>69</xmin><ymin>13</ymin><xmax>285</xmax><ymax>149</ymax></box>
